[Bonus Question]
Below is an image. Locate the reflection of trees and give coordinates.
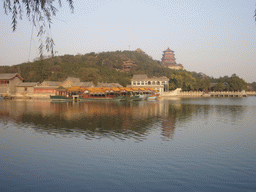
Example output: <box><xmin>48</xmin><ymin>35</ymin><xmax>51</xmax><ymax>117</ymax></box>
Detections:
<box><xmin>2</xmin><ymin>100</ymin><xmax>237</xmax><ymax>141</ymax></box>
<box><xmin>215</xmin><ymin>105</ymin><xmax>245</xmax><ymax>124</ymax></box>
<box><xmin>21</xmin><ymin>112</ymin><xmax>155</xmax><ymax>141</ymax></box>
<box><xmin>161</xmin><ymin>103</ymin><xmax>211</xmax><ymax>140</ymax></box>
<box><xmin>161</xmin><ymin>103</ymin><xmax>195</xmax><ymax>140</ymax></box>
<box><xmin>0</xmin><ymin>101</ymin><xmax>164</xmax><ymax>141</ymax></box>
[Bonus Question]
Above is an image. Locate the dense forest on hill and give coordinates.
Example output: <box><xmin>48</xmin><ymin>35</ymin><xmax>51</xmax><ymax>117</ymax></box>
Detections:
<box><xmin>0</xmin><ymin>50</ymin><xmax>250</xmax><ymax>91</ymax></box>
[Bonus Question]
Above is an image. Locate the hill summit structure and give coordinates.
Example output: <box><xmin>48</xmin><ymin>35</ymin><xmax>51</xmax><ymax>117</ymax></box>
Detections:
<box><xmin>161</xmin><ymin>47</ymin><xmax>183</xmax><ymax>70</ymax></box>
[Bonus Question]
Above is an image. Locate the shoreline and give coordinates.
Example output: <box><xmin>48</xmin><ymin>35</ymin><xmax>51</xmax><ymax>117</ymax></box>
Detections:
<box><xmin>2</xmin><ymin>91</ymin><xmax>255</xmax><ymax>100</ymax></box>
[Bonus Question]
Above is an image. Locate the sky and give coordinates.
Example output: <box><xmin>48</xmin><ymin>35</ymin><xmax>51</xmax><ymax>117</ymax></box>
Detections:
<box><xmin>0</xmin><ymin>0</ymin><xmax>256</xmax><ymax>82</ymax></box>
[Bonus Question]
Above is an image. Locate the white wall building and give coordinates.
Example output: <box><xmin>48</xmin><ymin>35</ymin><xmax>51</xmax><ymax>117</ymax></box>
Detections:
<box><xmin>130</xmin><ymin>74</ymin><xmax>169</xmax><ymax>93</ymax></box>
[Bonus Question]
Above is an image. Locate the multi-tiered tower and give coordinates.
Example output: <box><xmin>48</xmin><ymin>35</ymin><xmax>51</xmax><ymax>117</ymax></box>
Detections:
<box><xmin>161</xmin><ymin>47</ymin><xmax>183</xmax><ymax>70</ymax></box>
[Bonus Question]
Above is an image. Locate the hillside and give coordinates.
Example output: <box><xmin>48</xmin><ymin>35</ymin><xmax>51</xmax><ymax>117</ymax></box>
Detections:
<box><xmin>0</xmin><ymin>50</ymin><xmax>172</xmax><ymax>86</ymax></box>
<box><xmin>0</xmin><ymin>50</ymin><xmax>249</xmax><ymax>91</ymax></box>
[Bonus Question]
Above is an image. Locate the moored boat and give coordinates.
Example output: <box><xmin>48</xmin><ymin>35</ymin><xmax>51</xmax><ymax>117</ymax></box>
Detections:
<box><xmin>130</xmin><ymin>95</ymin><xmax>143</xmax><ymax>101</ymax></box>
<box><xmin>50</xmin><ymin>95</ymin><xmax>72</xmax><ymax>101</ymax></box>
<box><xmin>147</xmin><ymin>94</ymin><xmax>159</xmax><ymax>100</ymax></box>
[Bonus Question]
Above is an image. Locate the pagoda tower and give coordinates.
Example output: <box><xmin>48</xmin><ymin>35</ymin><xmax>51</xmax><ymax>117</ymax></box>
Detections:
<box><xmin>161</xmin><ymin>47</ymin><xmax>183</xmax><ymax>70</ymax></box>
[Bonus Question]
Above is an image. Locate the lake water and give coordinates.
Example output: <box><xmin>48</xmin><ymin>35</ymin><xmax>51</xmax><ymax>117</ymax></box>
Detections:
<box><xmin>0</xmin><ymin>97</ymin><xmax>255</xmax><ymax>192</ymax></box>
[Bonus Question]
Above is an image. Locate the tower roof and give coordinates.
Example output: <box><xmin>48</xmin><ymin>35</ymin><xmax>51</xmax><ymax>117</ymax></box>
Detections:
<box><xmin>164</xmin><ymin>47</ymin><xmax>174</xmax><ymax>52</ymax></box>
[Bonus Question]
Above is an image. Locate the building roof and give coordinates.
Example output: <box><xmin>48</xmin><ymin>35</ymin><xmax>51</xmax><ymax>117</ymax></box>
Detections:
<box><xmin>67</xmin><ymin>86</ymin><xmax>82</xmax><ymax>92</ymax></box>
<box><xmin>131</xmin><ymin>74</ymin><xmax>169</xmax><ymax>81</ymax></box>
<box><xmin>132</xmin><ymin>74</ymin><xmax>148</xmax><ymax>79</ymax></box>
<box><xmin>55</xmin><ymin>86</ymin><xmax>67</xmax><ymax>91</ymax></box>
<box><xmin>63</xmin><ymin>77</ymin><xmax>80</xmax><ymax>83</ymax></box>
<box><xmin>16</xmin><ymin>82</ymin><xmax>39</xmax><ymax>87</ymax></box>
<box><xmin>0</xmin><ymin>73</ymin><xmax>23</xmax><ymax>81</ymax></box>
<box><xmin>62</xmin><ymin>77</ymin><xmax>81</xmax><ymax>88</ymax></box>
<box><xmin>40</xmin><ymin>81</ymin><xmax>62</xmax><ymax>86</ymax></box>
<box><xmin>124</xmin><ymin>60</ymin><xmax>135</xmax><ymax>65</ymax></box>
<box><xmin>73</xmin><ymin>81</ymin><xmax>95</xmax><ymax>87</ymax></box>
<box><xmin>97</xmin><ymin>83</ymin><xmax>123</xmax><ymax>88</ymax></box>
<box><xmin>84</xmin><ymin>87</ymin><xmax>106</xmax><ymax>94</ymax></box>
<box><xmin>163</xmin><ymin>47</ymin><xmax>174</xmax><ymax>52</ymax></box>
<box><xmin>151</xmin><ymin>76</ymin><xmax>169</xmax><ymax>81</ymax></box>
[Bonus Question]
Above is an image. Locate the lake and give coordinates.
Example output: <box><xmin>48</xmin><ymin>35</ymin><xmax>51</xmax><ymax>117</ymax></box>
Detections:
<box><xmin>0</xmin><ymin>97</ymin><xmax>255</xmax><ymax>192</ymax></box>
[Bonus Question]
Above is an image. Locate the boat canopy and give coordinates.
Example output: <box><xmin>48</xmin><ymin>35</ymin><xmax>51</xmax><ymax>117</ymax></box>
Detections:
<box><xmin>67</xmin><ymin>86</ymin><xmax>81</xmax><ymax>92</ymax></box>
<box><xmin>55</xmin><ymin>86</ymin><xmax>67</xmax><ymax>91</ymax></box>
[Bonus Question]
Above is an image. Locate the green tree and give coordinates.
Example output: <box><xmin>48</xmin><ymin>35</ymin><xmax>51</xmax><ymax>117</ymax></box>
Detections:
<box><xmin>168</xmin><ymin>70</ymin><xmax>196</xmax><ymax>91</ymax></box>
<box><xmin>249</xmin><ymin>82</ymin><xmax>256</xmax><ymax>91</ymax></box>
<box><xmin>213</xmin><ymin>82</ymin><xmax>225</xmax><ymax>91</ymax></box>
<box><xmin>229</xmin><ymin>74</ymin><xmax>247</xmax><ymax>91</ymax></box>
<box><xmin>78</xmin><ymin>68</ymin><xmax>102</xmax><ymax>85</ymax></box>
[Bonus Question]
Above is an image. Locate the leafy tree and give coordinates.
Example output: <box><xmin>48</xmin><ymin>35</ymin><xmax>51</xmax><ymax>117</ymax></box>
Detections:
<box><xmin>213</xmin><ymin>82</ymin><xmax>225</xmax><ymax>91</ymax></box>
<box><xmin>3</xmin><ymin>0</ymin><xmax>74</xmax><ymax>57</ymax></box>
<box><xmin>78</xmin><ymin>68</ymin><xmax>102</xmax><ymax>85</ymax></box>
<box><xmin>229</xmin><ymin>74</ymin><xmax>247</xmax><ymax>91</ymax></box>
<box><xmin>168</xmin><ymin>70</ymin><xmax>196</xmax><ymax>91</ymax></box>
<box><xmin>249</xmin><ymin>82</ymin><xmax>256</xmax><ymax>91</ymax></box>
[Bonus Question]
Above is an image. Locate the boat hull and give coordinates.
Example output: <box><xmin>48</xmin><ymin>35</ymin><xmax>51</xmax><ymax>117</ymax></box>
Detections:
<box><xmin>147</xmin><ymin>95</ymin><xmax>159</xmax><ymax>100</ymax></box>
<box><xmin>50</xmin><ymin>95</ymin><xmax>72</xmax><ymax>101</ymax></box>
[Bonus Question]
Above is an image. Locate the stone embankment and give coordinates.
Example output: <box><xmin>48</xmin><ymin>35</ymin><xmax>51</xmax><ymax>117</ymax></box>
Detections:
<box><xmin>162</xmin><ymin>90</ymin><xmax>252</xmax><ymax>98</ymax></box>
<box><xmin>246</xmin><ymin>91</ymin><xmax>256</xmax><ymax>96</ymax></box>
<box><xmin>179</xmin><ymin>91</ymin><xmax>204</xmax><ymax>98</ymax></box>
<box><xmin>178</xmin><ymin>91</ymin><xmax>249</xmax><ymax>98</ymax></box>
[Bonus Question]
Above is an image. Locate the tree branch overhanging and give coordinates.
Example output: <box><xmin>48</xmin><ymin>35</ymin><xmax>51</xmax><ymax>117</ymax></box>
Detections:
<box><xmin>3</xmin><ymin>0</ymin><xmax>73</xmax><ymax>58</ymax></box>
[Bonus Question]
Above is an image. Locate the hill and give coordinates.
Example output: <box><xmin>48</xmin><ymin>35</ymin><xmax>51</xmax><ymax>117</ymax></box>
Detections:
<box><xmin>0</xmin><ymin>50</ymin><xmax>172</xmax><ymax>86</ymax></box>
<box><xmin>0</xmin><ymin>50</ymin><xmax>248</xmax><ymax>91</ymax></box>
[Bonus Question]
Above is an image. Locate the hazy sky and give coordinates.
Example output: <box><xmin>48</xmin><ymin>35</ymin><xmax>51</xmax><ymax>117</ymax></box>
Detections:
<box><xmin>0</xmin><ymin>0</ymin><xmax>255</xmax><ymax>82</ymax></box>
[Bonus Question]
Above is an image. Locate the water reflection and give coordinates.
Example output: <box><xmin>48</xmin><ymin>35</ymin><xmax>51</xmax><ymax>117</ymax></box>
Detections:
<box><xmin>0</xmin><ymin>99</ymin><xmax>246</xmax><ymax>141</ymax></box>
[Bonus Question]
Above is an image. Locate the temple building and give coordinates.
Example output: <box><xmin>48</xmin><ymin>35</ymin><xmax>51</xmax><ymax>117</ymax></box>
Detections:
<box><xmin>161</xmin><ymin>47</ymin><xmax>183</xmax><ymax>70</ymax></box>
<box><xmin>123</xmin><ymin>60</ymin><xmax>137</xmax><ymax>72</ymax></box>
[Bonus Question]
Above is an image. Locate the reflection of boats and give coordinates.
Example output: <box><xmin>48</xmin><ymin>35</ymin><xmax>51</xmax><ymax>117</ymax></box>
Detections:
<box><xmin>138</xmin><ymin>94</ymin><xmax>145</xmax><ymax>100</ymax></box>
<box><xmin>113</xmin><ymin>95</ymin><xmax>127</xmax><ymax>101</ymax></box>
<box><xmin>118</xmin><ymin>95</ymin><xmax>143</xmax><ymax>102</ymax></box>
<box><xmin>130</xmin><ymin>95</ymin><xmax>143</xmax><ymax>101</ymax></box>
<box><xmin>147</xmin><ymin>94</ymin><xmax>159</xmax><ymax>100</ymax></box>
<box><xmin>51</xmin><ymin>95</ymin><xmax>117</xmax><ymax>102</ymax></box>
<box><xmin>50</xmin><ymin>94</ymin><xmax>146</xmax><ymax>102</ymax></box>
<box><xmin>50</xmin><ymin>95</ymin><xmax>72</xmax><ymax>101</ymax></box>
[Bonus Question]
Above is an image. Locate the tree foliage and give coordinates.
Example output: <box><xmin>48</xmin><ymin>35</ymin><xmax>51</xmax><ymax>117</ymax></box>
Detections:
<box><xmin>168</xmin><ymin>70</ymin><xmax>211</xmax><ymax>91</ymax></box>
<box><xmin>211</xmin><ymin>74</ymin><xmax>248</xmax><ymax>91</ymax></box>
<box><xmin>249</xmin><ymin>82</ymin><xmax>256</xmax><ymax>91</ymax></box>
